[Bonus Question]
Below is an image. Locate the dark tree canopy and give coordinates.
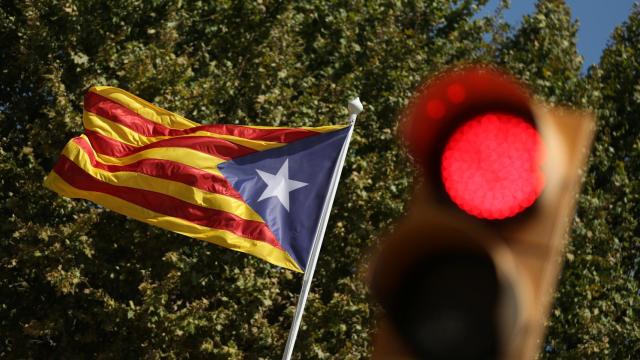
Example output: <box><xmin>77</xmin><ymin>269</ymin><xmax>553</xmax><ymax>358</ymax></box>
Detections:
<box><xmin>0</xmin><ymin>0</ymin><xmax>638</xmax><ymax>358</ymax></box>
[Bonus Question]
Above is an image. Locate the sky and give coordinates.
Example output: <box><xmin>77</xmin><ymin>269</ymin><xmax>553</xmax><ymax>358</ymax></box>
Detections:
<box><xmin>479</xmin><ymin>0</ymin><xmax>638</xmax><ymax>71</ymax></box>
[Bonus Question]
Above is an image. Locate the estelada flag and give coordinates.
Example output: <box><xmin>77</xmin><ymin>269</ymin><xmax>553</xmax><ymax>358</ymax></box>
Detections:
<box><xmin>45</xmin><ymin>86</ymin><xmax>352</xmax><ymax>272</ymax></box>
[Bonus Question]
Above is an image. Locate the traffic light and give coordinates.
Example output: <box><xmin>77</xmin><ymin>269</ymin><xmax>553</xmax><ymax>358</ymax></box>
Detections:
<box><xmin>369</xmin><ymin>66</ymin><xmax>595</xmax><ymax>360</ymax></box>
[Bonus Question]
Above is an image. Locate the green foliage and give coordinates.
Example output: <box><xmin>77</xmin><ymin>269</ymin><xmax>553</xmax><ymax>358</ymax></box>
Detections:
<box><xmin>493</xmin><ymin>1</ymin><xmax>640</xmax><ymax>357</ymax></box>
<box><xmin>495</xmin><ymin>0</ymin><xmax>587</xmax><ymax>106</ymax></box>
<box><xmin>0</xmin><ymin>0</ymin><xmax>492</xmax><ymax>358</ymax></box>
<box><xmin>543</xmin><ymin>3</ymin><xmax>640</xmax><ymax>358</ymax></box>
<box><xmin>1</xmin><ymin>0</ymin><xmax>638</xmax><ymax>358</ymax></box>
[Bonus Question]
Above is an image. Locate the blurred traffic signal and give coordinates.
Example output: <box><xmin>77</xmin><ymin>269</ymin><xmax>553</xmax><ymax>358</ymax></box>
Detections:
<box><xmin>369</xmin><ymin>66</ymin><xmax>595</xmax><ymax>360</ymax></box>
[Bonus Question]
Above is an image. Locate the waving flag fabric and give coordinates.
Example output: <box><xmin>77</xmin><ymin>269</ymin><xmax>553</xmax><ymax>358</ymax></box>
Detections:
<box><xmin>45</xmin><ymin>86</ymin><xmax>351</xmax><ymax>272</ymax></box>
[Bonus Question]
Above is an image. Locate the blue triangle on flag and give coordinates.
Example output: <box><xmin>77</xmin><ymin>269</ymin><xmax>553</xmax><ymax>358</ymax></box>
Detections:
<box><xmin>217</xmin><ymin>126</ymin><xmax>351</xmax><ymax>271</ymax></box>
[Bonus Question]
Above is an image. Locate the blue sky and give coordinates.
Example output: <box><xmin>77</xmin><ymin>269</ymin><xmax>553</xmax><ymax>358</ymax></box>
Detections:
<box><xmin>479</xmin><ymin>0</ymin><xmax>638</xmax><ymax>70</ymax></box>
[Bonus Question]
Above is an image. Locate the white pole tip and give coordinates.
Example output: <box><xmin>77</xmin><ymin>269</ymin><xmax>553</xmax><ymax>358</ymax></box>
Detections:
<box><xmin>348</xmin><ymin>97</ymin><xmax>363</xmax><ymax>115</ymax></box>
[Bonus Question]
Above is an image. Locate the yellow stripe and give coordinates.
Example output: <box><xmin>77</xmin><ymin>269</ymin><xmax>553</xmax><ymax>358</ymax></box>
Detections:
<box><xmin>44</xmin><ymin>172</ymin><xmax>303</xmax><ymax>272</ymax></box>
<box><xmin>247</xmin><ymin>124</ymin><xmax>350</xmax><ymax>133</ymax></box>
<box><xmin>94</xmin><ymin>147</ymin><xmax>224</xmax><ymax>177</ymax></box>
<box><xmin>78</xmin><ymin>133</ymin><xmax>225</xmax><ymax>177</ymax></box>
<box><xmin>90</xmin><ymin>86</ymin><xmax>349</xmax><ymax>135</ymax></box>
<box><xmin>84</xmin><ymin>111</ymin><xmax>286</xmax><ymax>151</ymax></box>
<box><xmin>61</xmin><ymin>139</ymin><xmax>262</xmax><ymax>222</ymax></box>
<box><xmin>90</xmin><ymin>86</ymin><xmax>199</xmax><ymax>129</ymax></box>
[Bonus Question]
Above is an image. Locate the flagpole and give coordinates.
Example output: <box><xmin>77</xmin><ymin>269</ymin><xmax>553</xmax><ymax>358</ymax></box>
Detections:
<box><xmin>281</xmin><ymin>97</ymin><xmax>363</xmax><ymax>360</ymax></box>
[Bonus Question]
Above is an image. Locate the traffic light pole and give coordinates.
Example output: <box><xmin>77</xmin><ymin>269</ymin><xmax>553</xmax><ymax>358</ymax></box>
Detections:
<box><xmin>281</xmin><ymin>98</ymin><xmax>363</xmax><ymax>360</ymax></box>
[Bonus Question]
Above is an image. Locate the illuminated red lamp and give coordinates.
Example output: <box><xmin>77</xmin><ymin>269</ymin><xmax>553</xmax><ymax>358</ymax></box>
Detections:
<box><xmin>402</xmin><ymin>66</ymin><xmax>532</xmax><ymax>166</ymax></box>
<box><xmin>441</xmin><ymin>112</ymin><xmax>545</xmax><ymax>219</ymax></box>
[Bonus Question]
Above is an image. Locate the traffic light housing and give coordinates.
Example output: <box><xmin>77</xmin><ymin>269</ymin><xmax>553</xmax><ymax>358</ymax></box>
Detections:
<box><xmin>370</xmin><ymin>66</ymin><xmax>595</xmax><ymax>360</ymax></box>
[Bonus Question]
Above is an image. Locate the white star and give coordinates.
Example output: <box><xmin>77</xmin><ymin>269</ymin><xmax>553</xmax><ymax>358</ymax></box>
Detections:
<box><xmin>256</xmin><ymin>159</ymin><xmax>308</xmax><ymax>211</ymax></box>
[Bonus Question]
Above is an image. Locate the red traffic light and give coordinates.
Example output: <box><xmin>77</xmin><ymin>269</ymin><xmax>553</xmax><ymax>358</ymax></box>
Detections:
<box><xmin>441</xmin><ymin>112</ymin><xmax>545</xmax><ymax>219</ymax></box>
<box><xmin>401</xmin><ymin>66</ymin><xmax>546</xmax><ymax>219</ymax></box>
<box><xmin>372</xmin><ymin>64</ymin><xmax>595</xmax><ymax>360</ymax></box>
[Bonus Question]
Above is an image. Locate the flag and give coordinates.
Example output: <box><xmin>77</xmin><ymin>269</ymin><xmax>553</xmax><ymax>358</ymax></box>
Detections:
<box><xmin>45</xmin><ymin>86</ymin><xmax>352</xmax><ymax>272</ymax></box>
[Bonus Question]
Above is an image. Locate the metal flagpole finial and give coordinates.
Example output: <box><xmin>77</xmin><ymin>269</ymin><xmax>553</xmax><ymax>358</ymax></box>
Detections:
<box><xmin>348</xmin><ymin>97</ymin><xmax>363</xmax><ymax>123</ymax></box>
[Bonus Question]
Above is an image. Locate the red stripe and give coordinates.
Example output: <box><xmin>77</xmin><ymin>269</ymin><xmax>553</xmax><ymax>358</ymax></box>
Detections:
<box><xmin>54</xmin><ymin>155</ymin><xmax>281</xmax><ymax>248</ymax></box>
<box><xmin>85</xmin><ymin>91</ymin><xmax>321</xmax><ymax>143</ymax></box>
<box><xmin>83</xmin><ymin>129</ymin><xmax>254</xmax><ymax>160</ymax></box>
<box><xmin>72</xmin><ymin>137</ymin><xmax>242</xmax><ymax>200</ymax></box>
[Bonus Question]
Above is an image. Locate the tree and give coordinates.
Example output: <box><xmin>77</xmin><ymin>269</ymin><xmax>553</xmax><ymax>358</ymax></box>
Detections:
<box><xmin>495</xmin><ymin>0</ymin><xmax>587</xmax><ymax>106</ymax></box>
<box><xmin>493</xmin><ymin>1</ymin><xmax>640</xmax><ymax>357</ymax></box>
<box><xmin>2</xmin><ymin>0</ymin><xmax>638</xmax><ymax>358</ymax></box>
<box><xmin>0</xmin><ymin>1</ymin><xmax>492</xmax><ymax>358</ymax></box>
<box><xmin>544</xmin><ymin>3</ymin><xmax>640</xmax><ymax>358</ymax></box>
